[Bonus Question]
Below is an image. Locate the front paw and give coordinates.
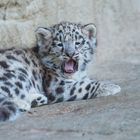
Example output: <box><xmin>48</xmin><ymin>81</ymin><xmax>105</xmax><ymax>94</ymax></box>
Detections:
<box><xmin>97</xmin><ymin>81</ymin><xmax>121</xmax><ymax>97</ymax></box>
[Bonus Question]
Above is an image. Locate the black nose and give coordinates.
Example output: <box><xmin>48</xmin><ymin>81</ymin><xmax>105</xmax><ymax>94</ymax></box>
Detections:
<box><xmin>65</xmin><ymin>52</ymin><xmax>75</xmax><ymax>57</ymax></box>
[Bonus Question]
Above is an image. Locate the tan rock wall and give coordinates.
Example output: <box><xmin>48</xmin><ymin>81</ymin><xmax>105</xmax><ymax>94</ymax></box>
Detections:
<box><xmin>0</xmin><ymin>0</ymin><xmax>139</xmax><ymax>78</ymax></box>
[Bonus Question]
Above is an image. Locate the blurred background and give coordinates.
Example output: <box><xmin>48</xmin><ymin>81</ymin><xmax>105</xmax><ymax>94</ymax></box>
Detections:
<box><xmin>0</xmin><ymin>0</ymin><xmax>140</xmax><ymax>92</ymax></box>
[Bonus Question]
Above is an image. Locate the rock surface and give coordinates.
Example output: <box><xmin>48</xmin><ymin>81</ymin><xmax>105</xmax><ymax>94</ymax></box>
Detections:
<box><xmin>0</xmin><ymin>67</ymin><xmax>140</xmax><ymax>140</ymax></box>
<box><xmin>0</xmin><ymin>0</ymin><xmax>140</xmax><ymax>140</ymax></box>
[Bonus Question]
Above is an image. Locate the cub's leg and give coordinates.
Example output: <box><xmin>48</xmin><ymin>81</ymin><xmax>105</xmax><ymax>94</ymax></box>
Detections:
<box><xmin>50</xmin><ymin>79</ymin><xmax>121</xmax><ymax>103</ymax></box>
<box><xmin>29</xmin><ymin>94</ymin><xmax>48</xmax><ymax>108</ymax></box>
<box><xmin>65</xmin><ymin>80</ymin><xmax>121</xmax><ymax>101</ymax></box>
<box><xmin>74</xmin><ymin>80</ymin><xmax>121</xmax><ymax>100</ymax></box>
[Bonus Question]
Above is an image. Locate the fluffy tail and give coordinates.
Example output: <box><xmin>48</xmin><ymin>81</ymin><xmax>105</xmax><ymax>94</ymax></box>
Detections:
<box><xmin>0</xmin><ymin>97</ymin><xmax>19</xmax><ymax>122</ymax></box>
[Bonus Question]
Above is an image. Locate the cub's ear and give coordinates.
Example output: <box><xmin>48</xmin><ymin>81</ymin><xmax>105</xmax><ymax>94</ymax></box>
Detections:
<box><xmin>82</xmin><ymin>23</ymin><xmax>97</xmax><ymax>39</ymax></box>
<box><xmin>82</xmin><ymin>23</ymin><xmax>97</xmax><ymax>47</ymax></box>
<box><xmin>35</xmin><ymin>27</ymin><xmax>52</xmax><ymax>47</ymax></box>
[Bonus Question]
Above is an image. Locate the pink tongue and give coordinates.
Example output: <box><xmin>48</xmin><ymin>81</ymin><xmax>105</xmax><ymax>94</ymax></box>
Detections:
<box><xmin>64</xmin><ymin>60</ymin><xmax>74</xmax><ymax>73</ymax></box>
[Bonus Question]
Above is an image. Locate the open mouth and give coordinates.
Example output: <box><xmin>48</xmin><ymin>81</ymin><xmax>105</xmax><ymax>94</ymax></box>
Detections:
<box><xmin>62</xmin><ymin>59</ymin><xmax>78</xmax><ymax>74</ymax></box>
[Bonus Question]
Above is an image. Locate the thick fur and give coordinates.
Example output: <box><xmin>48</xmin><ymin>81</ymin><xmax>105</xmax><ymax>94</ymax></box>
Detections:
<box><xmin>0</xmin><ymin>22</ymin><xmax>121</xmax><ymax>121</ymax></box>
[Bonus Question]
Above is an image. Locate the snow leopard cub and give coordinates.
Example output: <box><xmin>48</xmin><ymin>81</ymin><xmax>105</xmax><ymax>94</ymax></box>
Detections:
<box><xmin>0</xmin><ymin>22</ymin><xmax>121</xmax><ymax>121</ymax></box>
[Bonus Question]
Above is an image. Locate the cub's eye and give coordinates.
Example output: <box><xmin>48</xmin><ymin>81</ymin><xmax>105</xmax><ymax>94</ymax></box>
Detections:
<box><xmin>75</xmin><ymin>42</ymin><xmax>81</xmax><ymax>45</ymax></box>
<box><xmin>57</xmin><ymin>43</ymin><xmax>63</xmax><ymax>47</ymax></box>
<box><xmin>52</xmin><ymin>42</ymin><xmax>56</xmax><ymax>46</ymax></box>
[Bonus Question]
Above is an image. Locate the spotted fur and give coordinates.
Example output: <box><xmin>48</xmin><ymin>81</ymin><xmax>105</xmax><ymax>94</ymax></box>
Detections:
<box><xmin>36</xmin><ymin>22</ymin><xmax>121</xmax><ymax>104</ymax></box>
<box><xmin>0</xmin><ymin>48</ymin><xmax>48</xmax><ymax>121</ymax></box>
<box><xmin>0</xmin><ymin>22</ymin><xmax>121</xmax><ymax>122</ymax></box>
